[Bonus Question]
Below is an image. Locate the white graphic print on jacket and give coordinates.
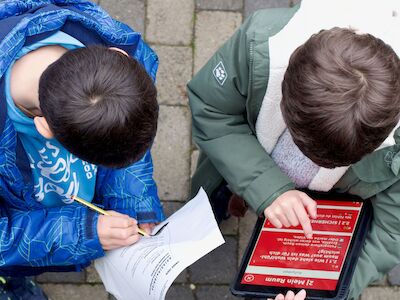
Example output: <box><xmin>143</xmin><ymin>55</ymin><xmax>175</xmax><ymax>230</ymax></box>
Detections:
<box><xmin>28</xmin><ymin>140</ymin><xmax>97</xmax><ymax>206</ymax></box>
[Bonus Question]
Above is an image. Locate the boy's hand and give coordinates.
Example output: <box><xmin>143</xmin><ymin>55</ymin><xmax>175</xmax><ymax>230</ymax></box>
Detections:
<box><xmin>264</xmin><ymin>190</ymin><xmax>317</xmax><ymax>238</ymax></box>
<box><xmin>268</xmin><ymin>289</ymin><xmax>306</xmax><ymax>300</ymax></box>
<box><xmin>139</xmin><ymin>223</ymin><xmax>156</xmax><ymax>235</ymax></box>
<box><xmin>97</xmin><ymin>211</ymin><xmax>141</xmax><ymax>250</ymax></box>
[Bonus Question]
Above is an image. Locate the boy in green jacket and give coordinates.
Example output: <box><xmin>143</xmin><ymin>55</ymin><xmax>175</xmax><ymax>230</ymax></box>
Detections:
<box><xmin>188</xmin><ymin>3</ymin><xmax>400</xmax><ymax>300</ymax></box>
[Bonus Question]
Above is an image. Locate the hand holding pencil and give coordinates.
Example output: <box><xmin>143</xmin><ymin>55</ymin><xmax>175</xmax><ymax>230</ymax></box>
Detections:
<box><xmin>71</xmin><ymin>195</ymin><xmax>149</xmax><ymax>251</ymax></box>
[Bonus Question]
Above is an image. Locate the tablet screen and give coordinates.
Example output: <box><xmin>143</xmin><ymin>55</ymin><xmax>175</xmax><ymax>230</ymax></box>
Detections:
<box><xmin>240</xmin><ymin>200</ymin><xmax>363</xmax><ymax>291</ymax></box>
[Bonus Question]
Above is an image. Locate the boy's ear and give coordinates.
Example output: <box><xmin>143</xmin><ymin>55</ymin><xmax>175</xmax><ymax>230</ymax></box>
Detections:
<box><xmin>109</xmin><ymin>47</ymin><xmax>129</xmax><ymax>57</ymax></box>
<box><xmin>33</xmin><ymin>116</ymin><xmax>54</xmax><ymax>139</ymax></box>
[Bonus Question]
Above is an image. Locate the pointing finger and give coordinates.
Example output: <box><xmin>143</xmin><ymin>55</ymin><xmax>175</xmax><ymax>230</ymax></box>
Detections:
<box><xmin>293</xmin><ymin>201</ymin><xmax>313</xmax><ymax>239</ymax></box>
<box><xmin>300</xmin><ymin>193</ymin><xmax>317</xmax><ymax>219</ymax></box>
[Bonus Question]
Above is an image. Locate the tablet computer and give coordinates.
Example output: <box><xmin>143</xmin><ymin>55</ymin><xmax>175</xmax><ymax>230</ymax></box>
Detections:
<box><xmin>231</xmin><ymin>191</ymin><xmax>372</xmax><ymax>300</ymax></box>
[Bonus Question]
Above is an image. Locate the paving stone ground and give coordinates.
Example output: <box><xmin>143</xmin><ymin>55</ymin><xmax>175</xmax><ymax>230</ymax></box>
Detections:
<box><xmin>37</xmin><ymin>0</ymin><xmax>400</xmax><ymax>299</ymax></box>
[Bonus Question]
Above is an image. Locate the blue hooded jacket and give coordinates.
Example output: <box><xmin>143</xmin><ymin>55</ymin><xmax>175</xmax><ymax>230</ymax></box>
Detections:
<box><xmin>0</xmin><ymin>0</ymin><xmax>164</xmax><ymax>276</ymax></box>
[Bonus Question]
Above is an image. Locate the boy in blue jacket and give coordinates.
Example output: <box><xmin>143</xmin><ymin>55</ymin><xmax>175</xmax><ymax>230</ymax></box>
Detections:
<box><xmin>0</xmin><ymin>1</ymin><xmax>164</xmax><ymax>298</ymax></box>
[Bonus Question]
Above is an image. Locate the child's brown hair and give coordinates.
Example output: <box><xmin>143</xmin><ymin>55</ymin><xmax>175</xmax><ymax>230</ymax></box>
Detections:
<box><xmin>39</xmin><ymin>46</ymin><xmax>158</xmax><ymax>168</ymax></box>
<box><xmin>281</xmin><ymin>27</ymin><xmax>400</xmax><ymax>168</ymax></box>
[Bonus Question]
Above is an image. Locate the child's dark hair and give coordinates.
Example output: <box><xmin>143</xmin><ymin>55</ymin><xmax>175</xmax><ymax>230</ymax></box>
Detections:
<box><xmin>281</xmin><ymin>28</ymin><xmax>400</xmax><ymax>168</ymax></box>
<box><xmin>39</xmin><ymin>46</ymin><xmax>158</xmax><ymax>168</ymax></box>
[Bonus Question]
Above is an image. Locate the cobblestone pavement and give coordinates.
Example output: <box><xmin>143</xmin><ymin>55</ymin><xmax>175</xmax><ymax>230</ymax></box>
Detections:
<box><xmin>37</xmin><ymin>0</ymin><xmax>400</xmax><ymax>299</ymax></box>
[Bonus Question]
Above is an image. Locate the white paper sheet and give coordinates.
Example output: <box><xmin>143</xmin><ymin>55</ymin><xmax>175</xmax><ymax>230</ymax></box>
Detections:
<box><xmin>94</xmin><ymin>188</ymin><xmax>225</xmax><ymax>300</ymax></box>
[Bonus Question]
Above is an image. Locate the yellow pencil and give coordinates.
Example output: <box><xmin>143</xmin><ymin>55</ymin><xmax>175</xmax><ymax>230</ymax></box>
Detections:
<box><xmin>71</xmin><ymin>195</ymin><xmax>149</xmax><ymax>237</ymax></box>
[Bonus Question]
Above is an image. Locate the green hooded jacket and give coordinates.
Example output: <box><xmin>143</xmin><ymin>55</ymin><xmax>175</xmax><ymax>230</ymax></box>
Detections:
<box><xmin>188</xmin><ymin>4</ymin><xmax>400</xmax><ymax>299</ymax></box>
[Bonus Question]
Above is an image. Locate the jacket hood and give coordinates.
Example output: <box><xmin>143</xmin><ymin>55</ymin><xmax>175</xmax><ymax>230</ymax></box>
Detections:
<box><xmin>0</xmin><ymin>0</ymin><xmax>158</xmax><ymax>208</ymax></box>
<box><xmin>0</xmin><ymin>0</ymin><xmax>158</xmax><ymax>134</ymax></box>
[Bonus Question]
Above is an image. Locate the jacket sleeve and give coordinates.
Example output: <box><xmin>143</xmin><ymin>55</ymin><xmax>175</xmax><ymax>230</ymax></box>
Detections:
<box><xmin>0</xmin><ymin>202</ymin><xmax>104</xmax><ymax>267</ymax></box>
<box><xmin>188</xmin><ymin>13</ymin><xmax>294</xmax><ymax>215</ymax></box>
<box><xmin>96</xmin><ymin>150</ymin><xmax>164</xmax><ymax>224</ymax></box>
<box><xmin>349</xmin><ymin>183</ymin><xmax>400</xmax><ymax>299</ymax></box>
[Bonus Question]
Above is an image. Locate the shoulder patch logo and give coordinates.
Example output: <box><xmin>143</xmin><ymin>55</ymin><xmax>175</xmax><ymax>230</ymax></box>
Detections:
<box><xmin>213</xmin><ymin>61</ymin><xmax>227</xmax><ymax>86</ymax></box>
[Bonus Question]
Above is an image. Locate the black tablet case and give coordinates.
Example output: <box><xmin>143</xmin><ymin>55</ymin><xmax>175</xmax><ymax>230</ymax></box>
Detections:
<box><xmin>231</xmin><ymin>192</ymin><xmax>372</xmax><ymax>300</ymax></box>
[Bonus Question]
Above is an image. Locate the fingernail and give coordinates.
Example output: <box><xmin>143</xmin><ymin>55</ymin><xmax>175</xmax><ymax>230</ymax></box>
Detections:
<box><xmin>306</xmin><ymin>233</ymin><xmax>313</xmax><ymax>239</ymax></box>
<box><xmin>287</xmin><ymin>290</ymin><xmax>295</xmax><ymax>296</ymax></box>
